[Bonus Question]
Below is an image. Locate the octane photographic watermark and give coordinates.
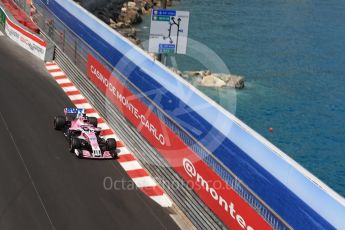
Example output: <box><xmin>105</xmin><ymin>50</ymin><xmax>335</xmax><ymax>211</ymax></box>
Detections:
<box><xmin>103</xmin><ymin>175</ymin><xmax>231</xmax><ymax>192</ymax></box>
<box><xmin>103</xmin><ymin>177</ymin><xmax>138</xmax><ymax>191</ymax></box>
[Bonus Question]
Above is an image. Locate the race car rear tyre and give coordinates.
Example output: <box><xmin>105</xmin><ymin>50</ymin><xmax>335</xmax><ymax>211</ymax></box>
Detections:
<box><xmin>106</xmin><ymin>138</ymin><xmax>116</xmax><ymax>151</ymax></box>
<box><xmin>69</xmin><ymin>138</ymin><xmax>81</xmax><ymax>153</ymax></box>
<box><xmin>88</xmin><ymin>117</ymin><xmax>98</xmax><ymax>127</ymax></box>
<box><xmin>54</xmin><ymin>116</ymin><xmax>66</xmax><ymax>130</ymax></box>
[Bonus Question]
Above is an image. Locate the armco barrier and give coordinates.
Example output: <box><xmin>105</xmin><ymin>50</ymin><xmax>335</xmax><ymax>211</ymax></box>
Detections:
<box><xmin>31</xmin><ymin>0</ymin><xmax>345</xmax><ymax>229</ymax></box>
<box><xmin>0</xmin><ymin>3</ymin><xmax>53</xmax><ymax>60</ymax></box>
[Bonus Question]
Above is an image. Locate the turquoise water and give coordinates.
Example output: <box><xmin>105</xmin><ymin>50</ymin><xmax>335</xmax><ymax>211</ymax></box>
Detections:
<box><xmin>136</xmin><ymin>0</ymin><xmax>345</xmax><ymax>196</ymax></box>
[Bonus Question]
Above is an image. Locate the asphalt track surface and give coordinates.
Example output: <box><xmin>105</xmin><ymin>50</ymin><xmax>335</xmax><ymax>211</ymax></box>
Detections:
<box><xmin>0</xmin><ymin>35</ymin><xmax>179</xmax><ymax>230</ymax></box>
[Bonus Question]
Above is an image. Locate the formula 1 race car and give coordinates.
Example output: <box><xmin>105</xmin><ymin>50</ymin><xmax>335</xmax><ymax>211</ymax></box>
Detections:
<box><xmin>53</xmin><ymin>108</ymin><xmax>117</xmax><ymax>159</ymax></box>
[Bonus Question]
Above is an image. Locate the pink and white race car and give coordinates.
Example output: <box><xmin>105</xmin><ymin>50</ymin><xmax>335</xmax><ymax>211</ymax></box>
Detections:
<box><xmin>53</xmin><ymin>108</ymin><xmax>117</xmax><ymax>159</ymax></box>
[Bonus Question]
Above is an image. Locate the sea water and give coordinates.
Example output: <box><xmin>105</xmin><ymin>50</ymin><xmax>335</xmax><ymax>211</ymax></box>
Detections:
<box><xmin>136</xmin><ymin>0</ymin><xmax>345</xmax><ymax>197</ymax></box>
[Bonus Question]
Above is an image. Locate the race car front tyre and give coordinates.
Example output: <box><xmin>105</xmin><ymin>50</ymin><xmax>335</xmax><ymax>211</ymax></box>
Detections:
<box><xmin>106</xmin><ymin>138</ymin><xmax>116</xmax><ymax>151</ymax></box>
<box><xmin>69</xmin><ymin>138</ymin><xmax>81</xmax><ymax>153</ymax></box>
<box><xmin>75</xmin><ymin>149</ymin><xmax>83</xmax><ymax>159</ymax></box>
<box><xmin>88</xmin><ymin>117</ymin><xmax>98</xmax><ymax>127</ymax></box>
<box><xmin>110</xmin><ymin>151</ymin><xmax>117</xmax><ymax>159</ymax></box>
<box><xmin>54</xmin><ymin>116</ymin><xmax>66</xmax><ymax>130</ymax></box>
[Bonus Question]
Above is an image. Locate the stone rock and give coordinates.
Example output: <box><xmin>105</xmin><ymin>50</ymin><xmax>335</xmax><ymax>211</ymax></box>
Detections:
<box><xmin>227</xmin><ymin>76</ymin><xmax>245</xmax><ymax>89</ymax></box>
<box><xmin>121</xmin><ymin>9</ymin><xmax>142</xmax><ymax>25</ymax></box>
<box><xmin>169</xmin><ymin>67</ymin><xmax>182</xmax><ymax>76</ymax></box>
<box><xmin>183</xmin><ymin>70</ymin><xmax>245</xmax><ymax>89</ymax></box>
<box><xmin>127</xmin><ymin>37</ymin><xmax>141</xmax><ymax>45</ymax></box>
<box><xmin>215</xmin><ymin>74</ymin><xmax>245</xmax><ymax>89</ymax></box>
<box><xmin>201</xmin><ymin>75</ymin><xmax>226</xmax><ymax>88</ymax></box>
<box><xmin>117</xmin><ymin>27</ymin><xmax>136</xmax><ymax>37</ymax></box>
<box><xmin>118</xmin><ymin>22</ymin><xmax>126</xmax><ymax>28</ymax></box>
<box><xmin>141</xmin><ymin>7</ymin><xmax>147</xmax><ymax>14</ymax></box>
<box><xmin>127</xmin><ymin>2</ymin><xmax>136</xmax><ymax>8</ymax></box>
<box><xmin>184</xmin><ymin>70</ymin><xmax>204</xmax><ymax>77</ymax></box>
<box><xmin>204</xmin><ymin>70</ymin><xmax>211</xmax><ymax>76</ymax></box>
<box><xmin>143</xmin><ymin>2</ymin><xmax>152</xmax><ymax>10</ymax></box>
<box><xmin>109</xmin><ymin>18</ymin><xmax>117</xmax><ymax>28</ymax></box>
<box><xmin>148</xmin><ymin>52</ymin><xmax>158</xmax><ymax>59</ymax></box>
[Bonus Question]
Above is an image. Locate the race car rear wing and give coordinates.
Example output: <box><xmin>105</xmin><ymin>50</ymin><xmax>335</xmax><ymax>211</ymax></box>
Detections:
<box><xmin>64</xmin><ymin>108</ymin><xmax>85</xmax><ymax>114</ymax></box>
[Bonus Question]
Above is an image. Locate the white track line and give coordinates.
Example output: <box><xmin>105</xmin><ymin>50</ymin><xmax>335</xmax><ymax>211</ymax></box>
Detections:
<box><xmin>50</xmin><ymin>71</ymin><xmax>65</xmax><ymax>77</ymax></box>
<box><xmin>119</xmin><ymin>161</ymin><xmax>142</xmax><ymax>171</ymax></box>
<box><xmin>117</xmin><ymin>147</ymin><xmax>130</xmax><ymax>156</ymax></box>
<box><xmin>86</xmin><ymin>113</ymin><xmax>100</xmax><ymax>118</ymax></box>
<box><xmin>56</xmin><ymin>78</ymin><xmax>71</xmax><ymax>84</ymax></box>
<box><xmin>97</xmin><ymin>123</ymin><xmax>110</xmax><ymax>130</ymax></box>
<box><xmin>0</xmin><ymin>31</ymin><xmax>4</xmax><ymax>36</ymax></box>
<box><xmin>68</xmin><ymin>94</ymin><xmax>85</xmax><ymax>101</ymax></box>
<box><xmin>103</xmin><ymin>134</ymin><xmax>119</xmax><ymax>140</ymax></box>
<box><xmin>62</xmin><ymin>86</ymin><xmax>78</xmax><ymax>92</ymax></box>
<box><xmin>46</xmin><ymin>65</ymin><xmax>59</xmax><ymax>71</ymax></box>
<box><xmin>151</xmin><ymin>195</ymin><xmax>173</xmax><ymax>208</ymax></box>
<box><xmin>132</xmin><ymin>176</ymin><xmax>157</xmax><ymax>188</ymax></box>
